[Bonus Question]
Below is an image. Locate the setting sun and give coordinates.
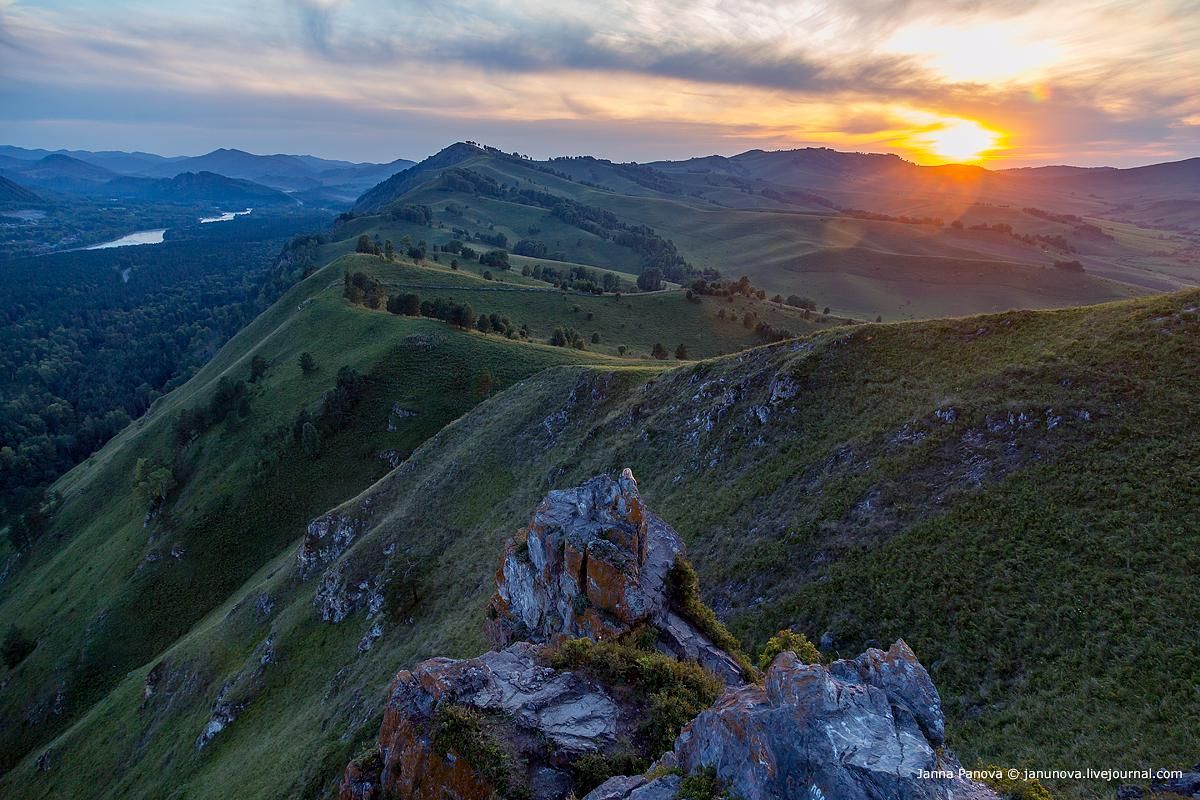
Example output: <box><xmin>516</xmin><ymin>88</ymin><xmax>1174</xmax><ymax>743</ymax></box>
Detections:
<box><xmin>921</xmin><ymin>120</ymin><xmax>1004</xmax><ymax>163</ymax></box>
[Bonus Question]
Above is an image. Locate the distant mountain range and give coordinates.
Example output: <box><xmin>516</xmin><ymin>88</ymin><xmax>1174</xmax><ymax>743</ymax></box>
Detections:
<box><xmin>0</xmin><ymin>145</ymin><xmax>417</xmax><ymax>204</ymax></box>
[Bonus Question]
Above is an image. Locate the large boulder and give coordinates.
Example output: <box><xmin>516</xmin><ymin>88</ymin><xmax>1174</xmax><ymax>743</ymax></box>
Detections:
<box><xmin>587</xmin><ymin>641</ymin><xmax>993</xmax><ymax>800</ymax></box>
<box><xmin>663</xmin><ymin>641</ymin><xmax>993</xmax><ymax>800</ymax></box>
<box><xmin>340</xmin><ymin>642</ymin><xmax>627</xmax><ymax>800</ymax></box>
<box><xmin>485</xmin><ymin>470</ymin><xmax>743</xmax><ymax>684</ymax></box>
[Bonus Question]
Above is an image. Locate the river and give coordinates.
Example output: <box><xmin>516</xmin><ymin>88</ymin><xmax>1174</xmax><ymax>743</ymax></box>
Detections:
<box><xmin>200</xmin><ymin>208</ymin><xmax>253</xmax><ymax>224</ymax></box>
<box><xmin>85</xmin><ymin>229</ymin><xmax>167</xmax><ymax>249</ymax></box>
<box><xmin>80</xmin><ymin>207</ymin><xmax>254</xmax><ymax>251</ymax></box>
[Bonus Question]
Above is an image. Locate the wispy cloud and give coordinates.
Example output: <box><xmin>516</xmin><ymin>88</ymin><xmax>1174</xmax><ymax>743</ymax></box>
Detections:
<box><xmin>0</xmin><ymin>0</ymin><xmax>1195</xmax><ymax>165</ymax></box>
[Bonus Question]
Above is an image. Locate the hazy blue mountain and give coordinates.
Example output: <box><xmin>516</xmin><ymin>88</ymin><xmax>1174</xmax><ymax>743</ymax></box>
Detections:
<box><xmin>100</xmin><ymin>171</ymin><xmax>295</xmax><ymax>205</ymax></box>
<box><xmin>0</xmin><ymin>175</ymin><xmax>42</xmax><ymax>204</ymax></box>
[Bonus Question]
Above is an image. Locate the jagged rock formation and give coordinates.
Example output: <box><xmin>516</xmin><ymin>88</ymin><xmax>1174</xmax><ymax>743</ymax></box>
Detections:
<box><xmin>341</xmin><ymin>473</ymin><xmax>994</xmax><ymax>800</ymax></box>
<box><xmin>340</xmin><ymin>642</ymin><xmax>627</xmax><ymax>800</ymax></box>
<box><xmin>587</xmin><ymin>641</ymin><xmax>996</xmax><ymax>800</ymax></box>
<box><xmin>485</xmin><ymin>470</ymin><xmax>744</xmax><ymax>685</ymax></box>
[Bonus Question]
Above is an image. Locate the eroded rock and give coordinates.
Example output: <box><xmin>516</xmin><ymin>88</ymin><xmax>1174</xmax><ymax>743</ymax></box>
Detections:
<box><xmin>340</xmin><ymin>642</ymin><xmax>624</xmax><ymax>800</ymax></box>
<box><xmin>484</xmin><ymin>471</ymin><xmax>742</xmax><ymax>684</ymax></box>
<box><xmin>298</xmin><ymin>511</ymin><xmax>364</xmax><ymax>580</ymax></box>
<box><xmin>667</xmin><ymin>641</ymin><xmax>995</xmax><ymax>800</ymax></box>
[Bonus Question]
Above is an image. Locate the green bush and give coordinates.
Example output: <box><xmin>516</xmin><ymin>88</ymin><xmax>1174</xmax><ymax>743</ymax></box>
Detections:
<box><xmin>756</xmin><ymin>629</ymin><xmax>821</xmax><ymax>670</ymax></box>
<box><xmin>431</xmin><ymin>704</ymin><xmax>529</xmax><ymax>799</ymax></box>
<box><xmin>677</xmin><ymin>766</ymin><xmax>731</xmax><ymax>800</ymax></box>
<box><xmin>665</xmin><ymin>557</ymin><xmax>755</xmax><ymax>679</ymax></box>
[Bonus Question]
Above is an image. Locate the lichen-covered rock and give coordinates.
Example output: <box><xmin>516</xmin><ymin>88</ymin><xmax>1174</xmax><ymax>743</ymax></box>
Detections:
<box><xmin>668</xmin><ymin>641</ymin><xmax>996</xmax><ymax>800</ymax></box>
<box><xmin>484</xmin><ymin>471</ymin><xmax>743</xmax><ymax>684</ymax></box>
<box><xmin>339</xmin><ymin>642</ymin><xmax>625</xmax><ymax>800</ymax></box>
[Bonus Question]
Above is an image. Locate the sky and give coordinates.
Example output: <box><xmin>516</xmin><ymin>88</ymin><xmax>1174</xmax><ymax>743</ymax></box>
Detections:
<box><xmin>1</xmin><ymin>0</ymin><xmax>1198</xmax><ymax>168</ymax></box>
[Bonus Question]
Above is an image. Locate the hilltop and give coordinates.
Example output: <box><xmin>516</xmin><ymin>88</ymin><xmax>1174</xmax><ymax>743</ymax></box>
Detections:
<box><xmin>0</xmin><ymin>266</ymin><xmax>1195</xmax><ymax>798</ymax></box>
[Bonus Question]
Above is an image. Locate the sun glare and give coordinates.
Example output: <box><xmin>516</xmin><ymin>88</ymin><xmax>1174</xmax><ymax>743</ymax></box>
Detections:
<box><xmin>921</xmin><ymin>120</ymin><xmax>1003</xmax><ymax>163</ymax></box>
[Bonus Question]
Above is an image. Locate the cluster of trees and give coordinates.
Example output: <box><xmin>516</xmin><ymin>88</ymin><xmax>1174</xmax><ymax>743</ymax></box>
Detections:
<box><xmin>1023</xmin><ymin>209</ymin><xmax>1114</xmax><ymax>241</ymax></box>
<box><xmin>174</xmin><ymin>375</ymin><xmax>252</xmax><ymax>444</ymax></box>
<box><xmin>547</xmin><ymin>155</ymin><xmax>684</xmax><ymax>195</ymax></box>
<box><xmin>478</xmin><ymin>249</ymin><xmax>509</xmax><ymax>268</ymax></box>
<box><xmin>523</xmin><ymin>263</ymin><xmax>623</xmax><ymax>293</ymax></box>
<box><xmin>649</xmin><ymin>342</ymin><xmax>689</xmax><ymax>360</ymax></box>
<box><xmin>1023</xmin><ymin>207</ymin><xmax>1083</xmax><ymax>224</ymax></box>
<box><xmin>475</xmin><ymin>230</ymin><xmax>508</xmax><ymax>249</ymax></box>
<box><xmin>389</xmin><ymin>204</ymin><xmax>433</xmax><ymax>225</ymax></box>
<box><xmin>638</xmin><ymin>269</ymin><xmax>664</xmax><ymax>291</ymax></box>
<box><xmin>382</xmin><ymin>287</ymin><xmax>525</xmax><ymax>338</ymax></box>
<box><xmin>782</xmin><ymin>294</ymin><xmax>818</xmax><ymax>311</ymax></box>
<box><xmin>840</xmin><ymin>209</ymin><xmax>943</xmax><ymax>226</ymax></box>
<box><xmin>290</xmin><ymin>366</ymin><xmax>367</xmax><ymax>460</ymax></box>
<box><xmin>344</xmin><ymin>269</ymin><xmax>387</xmax><ymax>308</ymax></box>
<box><xmin>512</xmin><ymin>239</ymin><xmax>548</xmax><ymax>258</ymax></box>
<box><xmin>688</xmin><ymin>275</ymin><xmax>769</xmax><ymax>301</ymax></box>
<box><xmin>549</xmin><ymin>327</ymin><xmax>587</xmax><ymax>349</ymax></box>
<box><xmin>0</xmin><ymin>211</ymin><xmax>323</xmax><ymax>528</ymax></box>
<box><xmin>958</xmin><ymin>222</ymin><xmax>1076</xmax><ymax>253</ymax></box>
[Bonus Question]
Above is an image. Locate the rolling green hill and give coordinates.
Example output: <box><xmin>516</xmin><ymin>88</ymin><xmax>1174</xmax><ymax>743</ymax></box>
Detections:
<box><xmin>1</xmin><ymin>273</ymin><xmax>1196</xmax><ymax>799</ymax></box>
<box><xmin>339</xmin><ymin>143</ymin><xmax>1188</xmax><ymax>323</ymax></box>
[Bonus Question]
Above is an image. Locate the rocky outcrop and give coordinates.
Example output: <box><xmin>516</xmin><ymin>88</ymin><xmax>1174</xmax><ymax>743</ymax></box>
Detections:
<box><xmin>298</xmin><ymin>510</ymin><xmax>364</xmax><ymax>580</ymax></box>
<box><xmin>340</xmin><ymin>473</ymin><xmax>993</xmax><ymax>800</ymax></box>
<box><xmin>485</xmin><ymin>470</ymin><xmax>744</xmax><ymax>685</ymax></box>
<box><xmin>339</xmin><ymin>643</ymin><xmax>628</xmax><ymax>800</ymax></box>
<box><xmin>588</xmin><ymin>641</ymin><xmax>995</xmax><ymax>800</ymax></box>
<box><xmin>1151</xmin><ymin>766</ymin><xmax>1200</xmax><ymax>798</ymax></box>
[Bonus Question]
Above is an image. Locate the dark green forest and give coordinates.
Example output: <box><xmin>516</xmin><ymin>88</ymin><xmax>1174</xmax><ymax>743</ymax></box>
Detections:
<box><xmin>0</xmin><ymin>211</ymin><xmax>331</xmax><ymax>533</ymax></box>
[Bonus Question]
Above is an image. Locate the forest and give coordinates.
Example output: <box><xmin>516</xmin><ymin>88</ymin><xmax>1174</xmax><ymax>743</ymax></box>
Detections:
<box><xmin>0</xmin><ymin>210</ymin><xmax>331</xmax><ymax>534</ymax></box>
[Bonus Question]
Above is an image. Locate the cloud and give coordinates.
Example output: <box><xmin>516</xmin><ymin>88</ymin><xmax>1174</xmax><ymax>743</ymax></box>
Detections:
<box><xmin>0</xmin><ymin>0</ymin><xmax>1195</xmax><ymax>166</ymax></box>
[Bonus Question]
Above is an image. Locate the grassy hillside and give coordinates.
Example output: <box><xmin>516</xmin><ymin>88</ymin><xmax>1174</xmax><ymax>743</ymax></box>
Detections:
<box><xmin>0</xmin><ymin>244</ymin><xmax>830</xmax><ymax>785</ymax></box>
<box><xmin>330</xmin><ymin>252</ymin><xmax>835</xmax><ymax>358</ymax></box>
<box><xmin>0</xmin><ymin>252</ymin><xmax>617</xmax><ymax>777</ymax></box>
<box><xmin>3</xmin><ymin>288</ymin><xmax>1195</xmax><ymax>800</ymax></box>
<box><xmin>341</xmin><ymin>143</ymin><xmax>1187</xmax><ymax>322</ymax></box>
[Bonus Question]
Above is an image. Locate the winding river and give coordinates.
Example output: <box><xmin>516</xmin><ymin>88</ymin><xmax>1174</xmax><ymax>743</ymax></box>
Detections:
<box><xmin>83</xmin><ymin>208</ymin><xmax>254</xmax><ymax>250</ymax></box>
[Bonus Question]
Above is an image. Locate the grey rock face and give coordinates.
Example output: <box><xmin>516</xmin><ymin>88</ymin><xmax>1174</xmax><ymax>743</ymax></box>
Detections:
<box><xmin>297</xmin><ymin>511</ymin><xmax>362</xmax><ymax>580</ymax></box>
<box><xmin>585</xmin><ymin>773</ymin><xmax>681</xmax><ymax>800</ymax></box>
<box><xmin>356</xmin><ymin>642</ymin><xmax>628</xmax><ymax>800</ymax></box>
<box><xmin>671</xmin><ymin>641</ymin><xmax>996</xmax><ymax>800</ymax></box>
<box><xmin>393</xmin><ymin>642</ymin><xmax>621</xmax><ymax>753</ymax></box>
<box><xmin>485</xmin><ymin>472</ymin><xmax>743</xmax><ymax>685</ymax></box>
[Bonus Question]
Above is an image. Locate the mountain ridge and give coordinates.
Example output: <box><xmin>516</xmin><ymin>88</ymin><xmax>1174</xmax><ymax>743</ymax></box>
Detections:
<box><xmin>1</xmin><ymin>274</ymin><xmax>1196</xmax><ymax>799</ymax></box>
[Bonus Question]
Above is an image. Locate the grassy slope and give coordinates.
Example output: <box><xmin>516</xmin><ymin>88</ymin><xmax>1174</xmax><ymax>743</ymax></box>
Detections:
<box><xmin>332</xmin><ymin>252</ymin><xmax>835</xmax><ymax>358</ymax></box>
<box><xmin>0</xmin><ymin>254</ymin><xmax>615</xmax><ymax>776</ymax></box>
<box><xmin>4</xmin><ymin>289</ymin><xmax>1195</xmax><ymax>800</ymax></box>
<box><xmin>0</xmin><ymin>248</ymin><xmax>824</xmax><ymax>785</ymax></box>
